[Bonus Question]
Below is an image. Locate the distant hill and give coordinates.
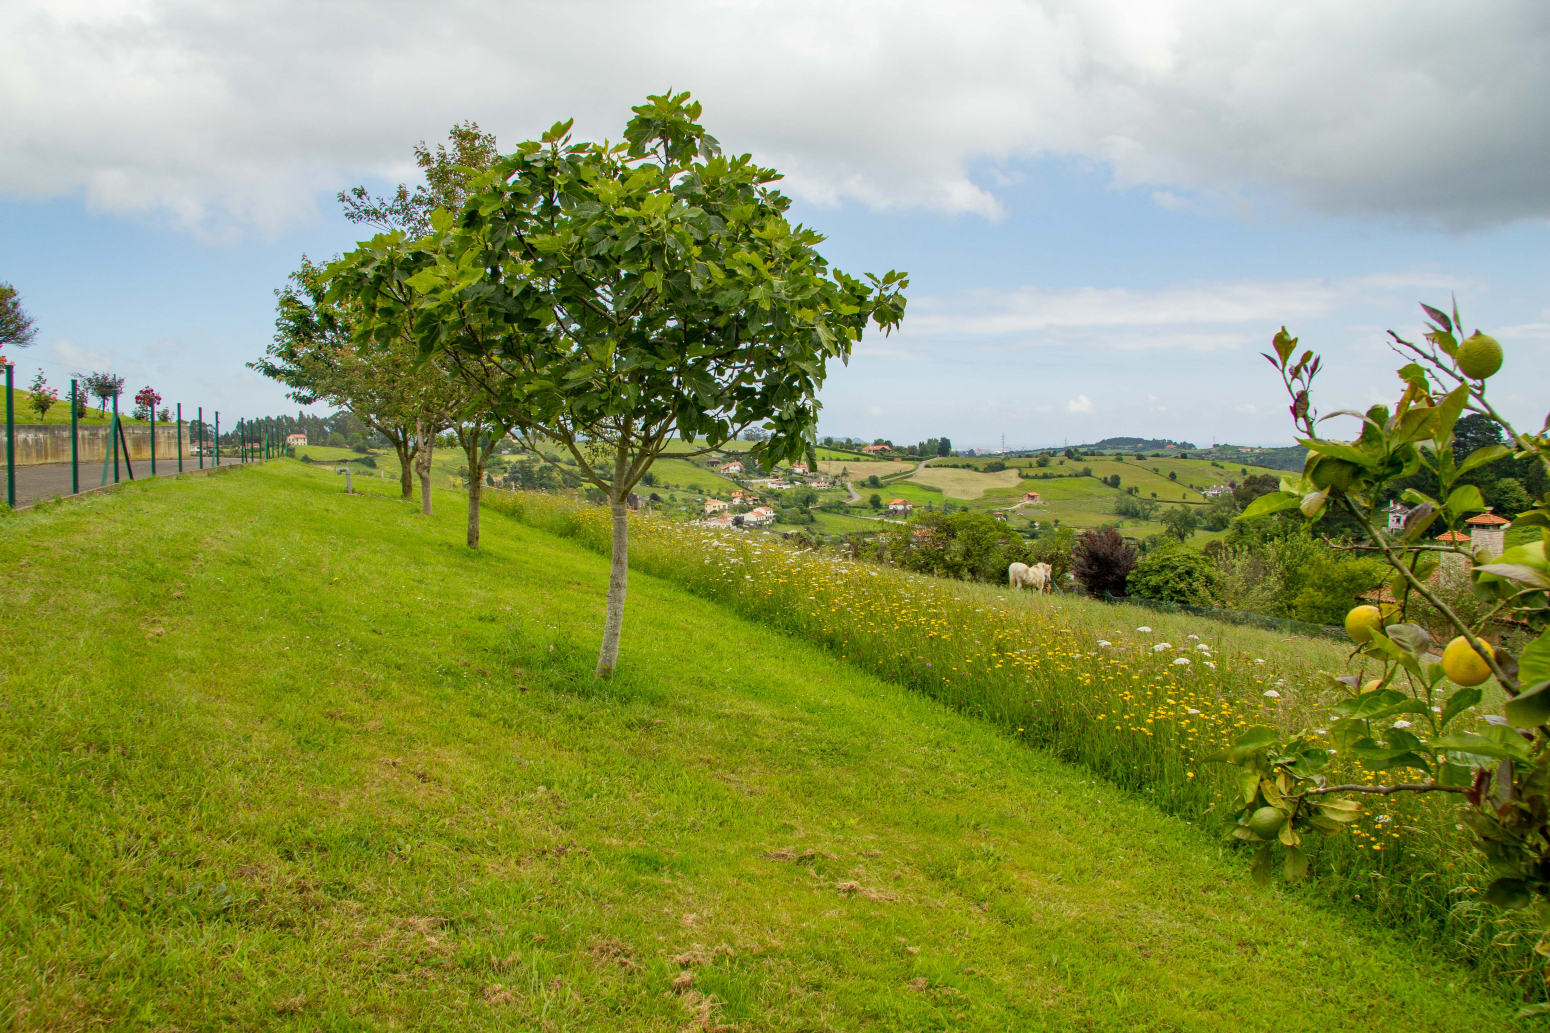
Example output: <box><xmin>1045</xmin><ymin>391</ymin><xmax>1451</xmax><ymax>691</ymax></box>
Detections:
<box><xmin>1199</xmin><ymin>444</ymin><xmax>1307</xmax><ymax>472</ymax></box>
<box><xmin>1083</xmin><ymin>436</ymin><xmax>1197</xmax><ymax>451</ymax></box>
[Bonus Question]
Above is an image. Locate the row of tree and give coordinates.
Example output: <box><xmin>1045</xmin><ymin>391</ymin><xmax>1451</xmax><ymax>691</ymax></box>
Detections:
<box><xmin>255</xmin><ymin>94</ymin><xmax>907</xmax><ymax>677</ymax></box>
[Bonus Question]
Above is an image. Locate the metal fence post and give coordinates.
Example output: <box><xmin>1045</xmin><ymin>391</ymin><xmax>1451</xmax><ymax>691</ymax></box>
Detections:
<box><xmin>176</xmin><ymin>403</ymin><xmax>183</xmax><ymax>474</ymax></box>
<box><xmin>150</xmin><ymin>402</ymin><xmax>157</xmax><ymax>477</ymax></box>
<box><xmin>198</xmin><ymin>407</ymin><xmax>204</xmax><ymax>469</ymax></box>
<box><xmin>5</xmin><ymin>362</ymin><xmax>13</xmax><ymax>509</ymax></box>
<box><xmin>71</xmin><ymin>379</ymin><xmax>79</xmax><ymax>495</ymax></box>
<box><xmin>214</xmin><ymin>412</ymin><xmax>219</xmax><ymax>466</ymax></box>
<box><xmin>112</xmin><ymin>391</ymin><xmax>120</xmax><ymax>484</ymax></box>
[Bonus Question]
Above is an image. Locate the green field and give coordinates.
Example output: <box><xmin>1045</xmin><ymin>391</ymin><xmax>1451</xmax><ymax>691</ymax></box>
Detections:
<box><xmin>0</xmin><ymin>462</ymin><xmax>1521</xmax><ymax>1029</ymax></box>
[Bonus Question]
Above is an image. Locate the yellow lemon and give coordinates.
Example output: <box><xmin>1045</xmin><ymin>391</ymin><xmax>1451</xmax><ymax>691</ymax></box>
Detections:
<box><xmin>1345</xmin><ymin>605</ymin><xmax>1385</xmax><ymax>643</ymax></box>
<box><xmin>1442</xmin><ymin>636</ymin><xmax>1494</xmax><ymax>686</ymax></box>
<box><xmin>1456</xmin><ymin>333</ymin><xmax>1503</xmax><ymax>379</ymax></box>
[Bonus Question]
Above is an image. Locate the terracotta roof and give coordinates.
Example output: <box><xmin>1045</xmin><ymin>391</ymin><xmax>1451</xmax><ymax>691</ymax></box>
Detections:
<box><xmin>890</xmin><ymin>498</ymin><xmax>911</xmax><ymax>505</ymax></box>
<box><xmin>1467</xmin><ymin>512</ymin><xmax>1511</xmax><ymax>526</ymax></box>
<box><xmin>1435</xmin><ymin>530</ymin><xmax>1471</xmax><ymax>542</ymax></box>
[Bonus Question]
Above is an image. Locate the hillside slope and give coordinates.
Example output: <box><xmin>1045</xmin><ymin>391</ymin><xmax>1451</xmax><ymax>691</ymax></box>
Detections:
<box><xmin>0</xmin><ymin>463</ymin><xmax>1520</xmax><ymax>1031</ymax></box>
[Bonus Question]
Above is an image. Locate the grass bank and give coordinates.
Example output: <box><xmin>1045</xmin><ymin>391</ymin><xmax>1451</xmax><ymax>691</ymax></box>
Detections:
<box><xmin>489</xmin><ymin>489</ymin><xmax>1544</xmax><ymax>997</ymax></box>
<box><xmin>0</xmin><ymin>462</ymin><xmax>1524</xmax><ymax>1029</ymax></box>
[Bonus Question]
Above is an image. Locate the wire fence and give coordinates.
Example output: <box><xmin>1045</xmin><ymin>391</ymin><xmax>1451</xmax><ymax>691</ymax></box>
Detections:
<box><xmin>1101</xmin><ymin>591</ymin><xmax>1351</xmax><ymax>641</ymax></box>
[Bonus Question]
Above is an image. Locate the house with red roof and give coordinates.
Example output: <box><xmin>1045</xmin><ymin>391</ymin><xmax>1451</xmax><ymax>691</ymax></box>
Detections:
<box><xmin>1467</xmin><ymin>509</ymin><xmax>1511</xmax><ymax>555</ymax></box>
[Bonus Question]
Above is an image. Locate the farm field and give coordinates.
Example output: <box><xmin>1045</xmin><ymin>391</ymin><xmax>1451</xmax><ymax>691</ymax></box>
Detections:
<box><xmin>639</xmin><ymin>457</ymin><xmax>740</xmax><ymax>497</ymax></box>
<box><xmin>0</xmin><ymin>461</ymin><xmax>1522</xmax><ymax>1030</ymax></box>
<box><xmin>814</xmin><ymin>457</ymin><xmax>915</xmax><ymax>478</ymax></box>
<box><xmin>909</xmin><ymin>465</ymin><xmax>1021</xmax><ymax>499</ymax></box>
<box><xmin>849</xmin><ymin>480</ymin><xmax>941</xmax><ymax>509</ymax></box>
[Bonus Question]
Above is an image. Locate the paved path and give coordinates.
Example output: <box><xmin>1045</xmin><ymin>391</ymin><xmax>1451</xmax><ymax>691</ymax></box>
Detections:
<box><xmin>6</xmin><ymin>458</ymin><xmax>242</xmax><ymax>510</ymax></box>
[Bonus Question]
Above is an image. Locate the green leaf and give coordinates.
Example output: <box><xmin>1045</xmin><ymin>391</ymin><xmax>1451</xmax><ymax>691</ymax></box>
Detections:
<box><xmin>1475</xmin><ymin>563</ymin><xmax>1550</xmax><ymax>591</ymax></box>
<box><xmin>1316</xmin><ymin>797</ymin><xmax>1361</xmax><ymax>822</ymax></box>
<box><xmin>1250</xmin><ymin>844</ymin><xmax>1273</xmax><ymax>887</ymax></box>
<box><xmin>1296</xmin><ymin>437</ymin><xmax>1379</xmax><ymax>469</ymax></box>
<box><xmin>1433</xmin><ymin>385</ymin><xmax>1470</xmax><ymax>451</ymax></box>
<box><xmin>1438</xmin><ymin>686</ymin><xmax>1483</xmax><ymax>731</ymax></box>
<box><xmin>1428</xmin><ymin>732</ymin><xmax>1530</xmax><ymax>762</ymax></box>
<box><xmin>1232</xmin><ymin>727</ymin><xmax>1279</xmax><ymax>751</ymax></box>
<box><xmin>1520</xmin><ymin>629</ymin><xmax>1550</xmax><ymax>687</ymax></box>
<box><xmin>1444</xmin><ymin>484</ymin><xmax>1487</xmax><ymax>522</ymax></box>
<box><xmin>1457</xmin><ymin>443</ymin><xmax>1511</xmax><ymax>477</ymax></box>
<box><xmin>1384</xmin><ymin>623</ymin><xmax>1433</xmax><ymax>657</ymax></box>
<box><xmin>1237</xmin><ymin>491</ymin><xmax>1301</xmax><ymax>521</ymax></box>
<box><xmin>1482</xmin><ymin>877</ymin><xmax>1535</xmax><ymax>910</ymax></box>
<box><xmin>1284</xmin><ymin>845</ymin><xmax>1309</xmax><ymax>882</ymax></box>
<box><xmin>1505</xmin><ymin>680</ymin><xmax>1550</xmax><ymax>730</ymax></box>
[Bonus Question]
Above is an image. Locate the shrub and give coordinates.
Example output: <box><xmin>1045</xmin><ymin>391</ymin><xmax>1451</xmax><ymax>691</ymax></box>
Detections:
<box><xmin>1071</xmin><ymin>527</ymin><xmax>1138</xmax><ymax>597</ymax></box>
<box><xmin>983</xmin><ymin>460</ymin><xmax>1006</xmax><ymax>472</ymax></box>
<box><xmin>1200</xmin><ymin>492</ymin><xmax>1240</xmax><ymax>531</ymax></box>
<box><xmin>1114</xmin><ymin>495</ymin><xmax>1159</xmax><ymax>520</ymax></box>
<box><xmin>1126</xmin><ymin>546</ymin><xmax>1222</xmax><ymax>605</ymax></box>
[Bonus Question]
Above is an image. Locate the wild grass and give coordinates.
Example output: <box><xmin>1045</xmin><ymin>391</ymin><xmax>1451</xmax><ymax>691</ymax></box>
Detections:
<box><xmin>0</xmin><ymin>462</ymin><xmax>1529</xmax><ymax>1029</ymax></box>
<box><xmin>492</xmin><ymin>489</ymin><xmax>1548</xmax><ymax>998</ymax></box>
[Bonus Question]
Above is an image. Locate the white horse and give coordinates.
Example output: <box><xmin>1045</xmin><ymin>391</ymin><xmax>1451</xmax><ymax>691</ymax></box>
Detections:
<box><xmin>1010</xmin><ymin>561</ymin><xmax>1053</xmax><ymax>593</ymax></box>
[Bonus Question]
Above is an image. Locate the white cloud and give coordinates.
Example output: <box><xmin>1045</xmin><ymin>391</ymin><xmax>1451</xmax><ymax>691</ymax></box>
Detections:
<box><xmin>1235</xmin><ymin>403</ymin><xmax>1258</xmax><ymax>415</ymax></box>
<box><xmin>1067</xmin><ymin>394</ymin><xmax>1093</xmax><ymax>414</ymax></box>
<box><xmin>2</xmin><ymin>1</ymin><xmax>1546</xmax><ymax>236</ymax></box>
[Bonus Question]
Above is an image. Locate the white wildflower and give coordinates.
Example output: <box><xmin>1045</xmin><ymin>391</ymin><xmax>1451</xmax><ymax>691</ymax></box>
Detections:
<box><xmin>1136</xmin><ymin>626</ymin><xmax>1152</xmax><ymax>633</ymax></box>
<box><xmin>1097</xmin><ymin>640</ymin><xmax>1112</xmax><ymax>647</ymax></box>
<box><xmin>1173</xmin><ymin>657</ymin><xmax>1190</xmax><ymax>666</ymax></box>
<box><xmin>1204</xmin><ymin>661</ymin><xmax>1216</xmax><ymax>669</ymax></box>
<box><xmin>1187</xmin><ymin>708</ymin><xmax>1202</xmax><ymax>715</ymax></box>
<box><xmin>1153</xmin><ymin>642</ymin><xmax>1172</xmax><ymax>652</ymax></box>
<box><xmin>1253</xmin><ymin>659</ymin><xmax>1265</xmax><ymax>665</ymax></box>
<box><xmin>1187</xmin><ymin>634</ymin><xmax>1199</xmax><ymax>640</ymax></box>
<box><xmin>1195</xmin><ymin>643</ymin><xmax>1211</xmax><ymax>651</ymax></box>
<box><xmin>1391</xmin><ymin>720</ymin><xmax>1413</xmax><ymax>730</ymax></box>
<box><xmin>1263</xmin><ymin>690</ymin><xmax>1281</xmax><ymax>699</ymax></box>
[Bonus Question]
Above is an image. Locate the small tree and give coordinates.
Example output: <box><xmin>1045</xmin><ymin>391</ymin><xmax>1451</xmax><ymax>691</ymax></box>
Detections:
<box><xmin>81</xmin><ymin>372</ymin><xmax>124</xmax><ymax>416</ymax></box>
<box><xmin>869</xmin><ymin>493</ymin><xmax>883</xmax><ymax>510</ymax></box>
<box><xmin>0</xmin><ymin>283</ymin><xmax>38</xmax><ymax>350</ymax></box>
<box><xmin>1211</xmin><ymin>303</ymin><xmax>1550</xmax><ymax>963</ymax></box>
<box><xmin>27</xmin><ymin>369</ymin><xmax>58</xmax><ymax>419</ymax></box>
<box><xmin>1162</xmin><ymin>505</ymin><xmax>1198</xmax><ymax>541</ymax></box>
<box><xmin>133</xmin><ymin>385</ymin><xmax>161</xmax><ymax>421</ymax></box>
<box><xmin>369</xmin><ymin>93</ymin><xmax>905</xmax><ymax>677</ymax></box>
<box><xmin>1126</xmin><ymin>546</ymin><xmax>1221</xmax><ymax>605</ymax></box>
<box><xmin>1071</xmin><ymin>527</ymin><xmax>1138</xmax><ymax>597</ymax></box>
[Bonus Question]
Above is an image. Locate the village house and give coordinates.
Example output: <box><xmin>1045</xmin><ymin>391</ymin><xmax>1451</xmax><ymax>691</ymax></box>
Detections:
<box><xmin>1022</xmin><ymin>491</ymin><xmax>1042</xmax><ymax>503</ymax></box>
<box><xmin>790</xmin><ymin>463</ymin><xmax>808</xmax><ymax>475</ymax></box>
<box><xmin>730</xmin><ymin>488</ymin><xmax>756</xmax><ymax>504</ymax></box>
<box><xmin>1201</xmin><ymin>484</ymin><xmax>1233</xmax><ymax>498</ymax></box>
<box><xmin>744</xmin><ymin>506</ymin><xmax>776</xmax><ymax>527</ymax></box>
<box><xmin>703</xmin><ymin>498</ymin><xmax>730</xmax><ymax>514</ymax></box>
<box><xmin>720</xmin><ymin>460</ymin><xmax>745</xmax><ymax>475</ymax></box>
<box><xmin>286</xmin><ymin>433</ymin><xmax>307</xmax><ymax>446</ymax></box>
<box><xmin>766</xmin><ymin>479</ymin><xmax>792</xmax><ymax>490</ymax></box>
<box><xmin>888</xmin><ymin>498</ymin><xmax>913</xmax><ymax>516</ymax></box>
<box><xmin>1386</xmin><ymin>499</ymin><xmax>1413</xmax><ymax>532</ymax></box>
<box><xmin>703</xmin><ymin>513</ymin><xmax>737</xmax><ymax>528</ymax></box>
<box><xmin>1467</xmin><ymin>510</ymin><xmax>1510</xmax><ymax>555</ymax></box>
<box><xmin>861</xmin><ymin>444</ymin><xmax>890</xmax><ymax>455</ymax></box>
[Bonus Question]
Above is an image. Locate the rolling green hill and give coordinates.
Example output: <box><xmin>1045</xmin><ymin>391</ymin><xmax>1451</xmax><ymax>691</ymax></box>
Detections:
<box><xmin>0</xmin><ymin>463</ymin><xmax>1519</xmax><ymax>1029</ymax></box>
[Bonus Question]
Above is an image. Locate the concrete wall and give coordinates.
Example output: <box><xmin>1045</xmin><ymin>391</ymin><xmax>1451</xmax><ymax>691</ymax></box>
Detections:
<box><xmin>2</xmin><ymin>423</ymin><xmax>194</xmax><ymax>466</ymax></box>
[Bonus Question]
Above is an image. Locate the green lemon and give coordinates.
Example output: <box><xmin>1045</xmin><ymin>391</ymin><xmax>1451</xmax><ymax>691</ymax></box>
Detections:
<box><xmin>1456</xmin><ymin>333</ymin><xmax>1503</xmax><ymax>379</ymax></box>
<box><xmin>1246</xmin><ymin>806</ymin><xmax>1288</xmax><ymax>840</ymax></box>
<box><xmin>1345</xmin><ymin>605</ymin><xmax>1384</xmax><ymax>643</ymax></box>
<box><xmin>1442</xmin><ymin>636</ymin><xmax>1494</xmax><ymax>686</ymax></box>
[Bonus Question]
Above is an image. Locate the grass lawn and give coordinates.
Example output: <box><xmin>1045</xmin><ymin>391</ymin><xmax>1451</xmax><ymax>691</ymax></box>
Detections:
<box><xmin>641</xmin><ymin>457</ymin><xmax>741</xmax><ymax>497</ymax></box>
<box><xmin>296</xmin><ymin>445</ymin><xmax>386</xmax><ymax>465</ymax></box>
<box><xmin>808</xmin><ymin>509</ymin><xmax>888</xmax><ymax>534</ymax></box>
<box><xmin>849</xmin><ymin>481</ymin><xmax>941</xmax><ymax>509</ymax></box>
<box><xmin>0</xmin><ymin>462</ymin><xmax>1522</xmax><ymax>1030</ymax></box>
<box><xmin>3</xmin><ymin>385</ymin><xmax>150</xmax><ymax>426</ymax></box>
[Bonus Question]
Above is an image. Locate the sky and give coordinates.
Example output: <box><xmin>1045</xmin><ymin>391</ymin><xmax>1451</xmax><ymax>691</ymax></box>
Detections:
<box><xmin>2</xmin><ymin>0</ymin><xmax>1547</xmax><ymax>449</ymax></box>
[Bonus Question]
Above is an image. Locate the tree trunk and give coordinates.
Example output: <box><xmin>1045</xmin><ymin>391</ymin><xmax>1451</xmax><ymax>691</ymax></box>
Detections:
<box><xmin>595</xmin><ymin>498</ymin><xmax>630</xmax><ymax>679</ymax></box>
<box><xmin>416</xmin><ymin>420</ymin><xmax>434</xmax><ymax>516</ymax></box>
<box><xmin>464</xmin><ymin>435</ymin><xmax>484</xmax><ymax>548</ymax></box>
<box><xmin>393</xmin><ymin>438</ymin><xmax>415</xmax><ymax>499</ymax></box>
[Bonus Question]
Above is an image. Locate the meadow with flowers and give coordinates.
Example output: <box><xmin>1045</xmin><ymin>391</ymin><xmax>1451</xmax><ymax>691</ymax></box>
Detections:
<box><xmin>488</xmin><ymin>488</ymin><xmax>1544</xmax><ymax>991</ymax></box>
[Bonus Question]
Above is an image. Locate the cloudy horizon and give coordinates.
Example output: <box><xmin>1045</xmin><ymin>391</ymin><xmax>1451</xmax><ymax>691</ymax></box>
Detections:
<box><xmin>3</xmin><ymin>0</ymin><xmax>1547</xmax><ymax>448</ymax></box>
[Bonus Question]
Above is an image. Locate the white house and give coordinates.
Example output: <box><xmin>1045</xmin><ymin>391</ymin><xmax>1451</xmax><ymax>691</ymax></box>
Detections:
<box><xmin>790</xmin><ymin>463</ymin><xmax>809</xmax><ymax>475</ymax></box>
<box><xmin>286</xmin><ymin>433</ymin><xmax>308</xmax><ymax>446</ymax></box>
<box><xmin>745</xmin><ymin>506</ymin><xmax>777</xmax><ymax>527</ymax></box>
<box><xmin>721</xmin><ymin>461</ymin><xmax>745</xmax><ymax>475</ymax></box>
<box><xmin>888</xmin><ymin>498</ymin><xmax>913</xmax><ymax>516</ymax></box>
<box><xmin>703</xmin><ymin>498</ymin><xmax>730</xmax><ymax>514</ymax></box>
<box><xmin>1385</xmin><ymin>499</ymin><xmax>1413</xmax><ymax>532</ymax></box>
